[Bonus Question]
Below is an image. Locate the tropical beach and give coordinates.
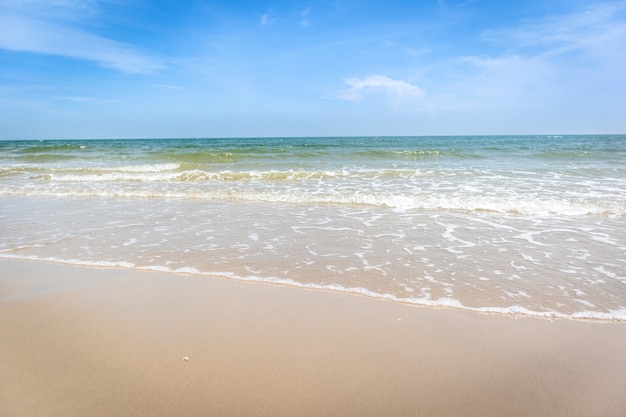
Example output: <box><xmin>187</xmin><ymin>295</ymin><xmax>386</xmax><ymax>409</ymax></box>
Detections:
<box><xmin>2</xmin><ymin>1</ymin><xmax>626</xmax><ymax>416</ymax></box>
<box><xmin>2</xmin><ymin>259</ymin><xmax>626</xmax><ymax>417</ymax></box>
<box><xmin>1</xmin><ymin>135</ymin><xmax>625</xmax><ymax>415</ymax></box>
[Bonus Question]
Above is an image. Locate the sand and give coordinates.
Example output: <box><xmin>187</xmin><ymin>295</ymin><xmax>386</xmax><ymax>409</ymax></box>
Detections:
<box><xmin>1</xmin><ymin>259</ymin><xmax>625</xmax><ymax>417</ymax></box>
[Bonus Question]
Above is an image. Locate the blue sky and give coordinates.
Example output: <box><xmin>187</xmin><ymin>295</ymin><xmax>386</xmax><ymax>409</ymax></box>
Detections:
<box><xmin>1</xmin><ymin>0</ymin><xmax>625</xmax><ymax>139</ymax></box>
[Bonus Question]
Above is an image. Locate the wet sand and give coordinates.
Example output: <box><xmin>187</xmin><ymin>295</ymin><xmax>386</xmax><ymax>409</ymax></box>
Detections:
<box><xmin>1</xmin><ymin>259</ymin><xmax>625</xmax><ymax>417</ymax></box>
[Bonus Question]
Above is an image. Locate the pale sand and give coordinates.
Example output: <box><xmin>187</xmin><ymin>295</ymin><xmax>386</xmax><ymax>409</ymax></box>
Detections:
<box><xmin>1</xmin><ymin>260</ymin><xmax>625</xmax><ymax>417</ymax></box>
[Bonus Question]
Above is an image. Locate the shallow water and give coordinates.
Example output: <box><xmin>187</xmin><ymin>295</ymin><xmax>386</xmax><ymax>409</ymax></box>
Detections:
<box><xmin>1</xmin><ymin>136</ymin><xmax>625</xmax><ymax>320</ymax></box>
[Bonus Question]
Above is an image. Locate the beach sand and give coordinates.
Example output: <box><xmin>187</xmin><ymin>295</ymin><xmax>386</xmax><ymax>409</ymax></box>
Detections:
<box><xmin>1</xmin><ymin>259</ymin><xmax>625</xmax><ymax>417</ymax></box>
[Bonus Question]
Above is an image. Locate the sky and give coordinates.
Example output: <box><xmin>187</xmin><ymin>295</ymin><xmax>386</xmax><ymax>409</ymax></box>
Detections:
<box><xmin>0</xmin><ymin>0</ymin><xmax>625</xmax><ymax>139</ymax></box>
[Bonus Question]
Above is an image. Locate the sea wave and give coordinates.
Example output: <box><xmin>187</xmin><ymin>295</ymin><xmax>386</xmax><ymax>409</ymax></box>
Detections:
<box><xmin>1</xmin><ymin>136</ymin><xmax>625</xmax><ymax>218</ymax></box>
<box><xmin>2</xmin><ymin>164</ymin><xmax>443</xmax><ymax>182</ymax></box>
<box><xmin>1</xmin><ymin>182</ymin><xmax>623</xmax><ymax>216</ymax></box>
<box><xmin>2</xmin><ymin>254</ymin><xmax>625</xmax><ymax>322</ymax></box>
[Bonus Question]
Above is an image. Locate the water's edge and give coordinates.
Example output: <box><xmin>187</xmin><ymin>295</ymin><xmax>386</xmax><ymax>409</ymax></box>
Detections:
<box><xmin>3</xmin><ymin>256</ymin><xmax>624</xmax><ymax>323</ymax></box>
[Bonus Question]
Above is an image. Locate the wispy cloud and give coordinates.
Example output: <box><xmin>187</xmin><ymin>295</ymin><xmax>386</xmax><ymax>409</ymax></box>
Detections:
<box><xmin>53</xmin><ymin>95</ymin><xmax>118</xmax><ymax>103</ymax></box>
<box><xmin>1</xmin><ymin>0</ymin><xmax>99</xmax><ymax>18</ymax></box>
<box><xmin>430</xmin><ymin>2</ymin><xmax>626</xmax><ymax>118</ymax></box>
<box><xmin>155</xmin><ymin>84</ymin><xmax>183</xmax><ymax>91</ymax></box>
<box><xmin>405</xmin><ymin>47</ymin><xmax>430</xmax><ymax>57</ymax></box>
<box><xmin>482</xmin><ymin>2</ymin><xmax>626</xmax><ymax>57</ymax></box>
<box><xmin>0</xmin><ymin>2</ymin><xmax>163</xmax><ymax>74</ymax></box>
<box><xmin>468</xmin><ymin>2</ymin><xmax>626</xmax><ymax>81</ymax></box>
<box><xmin>260</xmin><ymin>7</ymin><xmax>312</xmax><ymax>27</ymax></box>
<box><xmin>300</xmin><ymin>6</ymin><xmax>312</xmax><ymax>27</ymax></box>
<box><xmin>260</xmin><ymin>12</ymin><xmax>277</xmax><ymax>26</ymax></box>
<box><xmin>337</xmin><ymin>75</ymin><xmax>425</xmax><ymax>101</ymax></box>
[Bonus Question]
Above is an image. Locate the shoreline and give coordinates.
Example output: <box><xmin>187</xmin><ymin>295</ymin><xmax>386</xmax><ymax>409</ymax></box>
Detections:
<box><xmin>2</xmin><ymin>259</ymin><xmax>626</xmax><ymax>416</ymax></box>
<box><xmin>1</xmin><ymin>256</ymin><xmax>624</xmax><ymax>323</ymax></box>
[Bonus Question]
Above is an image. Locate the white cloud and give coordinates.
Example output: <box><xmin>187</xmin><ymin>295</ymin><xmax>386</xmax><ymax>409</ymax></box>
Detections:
<box><xmin>300</xmin><ymin>6</ymin><xmax>312</xmax><ymax>26</ymax></box>
<box><xmin>420</xmin><ymin>2</ymin><xmax>626</xmax><ymax>131</ymax></box>
<box><xmin>155</xmin><ymin>84</ymin><xmax>183</xmax><ymax>91</ymax></box>
<box><xmin>405</xmin><ymin>47</ymin><xmax>430</xmax><ymax>57</ymax></box>
<box><xmin>337</xmin><ymin>75</ymin><xmax>425</xmax><ymax>101</ymax></box>
<box><xmin>458</xmin><ymin>2</ymin><xmax>626</xmax><ymax>94</ymax></box>
<box><xmin>0</xmin><ymin>1</ymin><xmax>163</xmax><ymax>74</ymax></box>
<box><xmin>260</xmin><ymin>12</ymin><xmax>277</xmax><ymax>26</ymax></box>
<box><xmin>483</xmin><ymin>3</ymin><xmax>626</xmax><ymax>53</ymax></box>
<box><xmin>0</xmin><ymin>14</ymin><xmax>162</xmax><ymax>74</ymax></box>
<box><xmin>53</xmin><ymin>95</ymin><xmax>118</xmax><ymax>103</ymax></box>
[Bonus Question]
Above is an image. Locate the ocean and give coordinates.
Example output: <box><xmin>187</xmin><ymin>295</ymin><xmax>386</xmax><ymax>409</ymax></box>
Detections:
<box><xmin>1</xmin><ymin>135</ymin><xmax>625</xmax><ymax>321</ymax></box>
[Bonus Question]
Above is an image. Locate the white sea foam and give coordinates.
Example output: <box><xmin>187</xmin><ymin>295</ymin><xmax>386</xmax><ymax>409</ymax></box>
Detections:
<box><xmin>174</xmin><ymin>266</ymin><xmax>201</xmax><ymax>274</ymax></box>
<box><xmin>571</xmin><ymin>308</ymin><xmax>626</xmax><ymax>321</ymax></box>
<box><xmin>1</xmin><ymin>170</ymin><xmax>624</xmax><ymax>216</ymax></box>
<box><xmin>2</xmin><ymin>253</ymin><xmax>624</xmax><ymax>322</ymax></box>
<box><xmin>123</xmin><ymin>238</ymin><xmax>137</xmax><ymax>246</ymax></box>
<box><xmin>0</xmin><ymin>254</ymin><xmax>135</xmax><ymax>269</ymax></box>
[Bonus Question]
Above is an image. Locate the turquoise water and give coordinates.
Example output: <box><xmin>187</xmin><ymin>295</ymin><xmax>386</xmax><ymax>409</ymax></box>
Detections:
<box><xmin>1</xmin><ymin>135</ymin><xmax>625</xmax><ymax>320</ymax></box>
